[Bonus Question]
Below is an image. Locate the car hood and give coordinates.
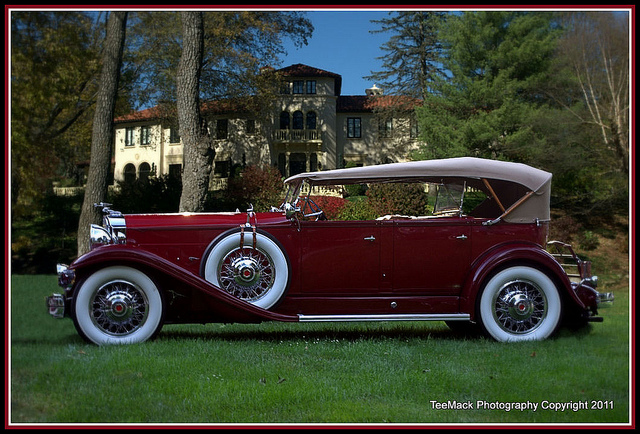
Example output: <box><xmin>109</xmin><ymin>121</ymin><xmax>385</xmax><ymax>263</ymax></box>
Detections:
<box><xmin>123</xmin><ymin>211</ymin><xmax>288</xmax><ymax>230</ymax></box>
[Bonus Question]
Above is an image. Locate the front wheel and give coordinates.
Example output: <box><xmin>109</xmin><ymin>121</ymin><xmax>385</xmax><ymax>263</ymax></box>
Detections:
<box><xmin>72</xmin><ymin>266</ymin><xmax>164</xmax><ymax>345</ymax></box>
<box><xmin>477</xmin><ymin>266</ymin><xmax>562</xmax><ymax>342</ymax></box>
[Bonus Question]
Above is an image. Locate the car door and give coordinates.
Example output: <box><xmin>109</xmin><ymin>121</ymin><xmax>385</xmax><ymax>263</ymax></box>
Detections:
<box><xmin>391</xmin><ymin>218</ymin><xmax>471</xmax><ymax>295</ymax></box>
<box><xmin>299</xmin><ymin>220</ymin><xmax>381</xmax><ymax>295</ymax></box>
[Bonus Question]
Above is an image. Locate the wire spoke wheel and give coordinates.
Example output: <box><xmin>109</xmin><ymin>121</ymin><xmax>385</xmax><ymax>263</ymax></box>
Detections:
<box><xmin>203</xmin><ymin>230</ymin><xmax>290</xmax><ymax>309</ymax></box>
<box><xmin>218</xmin><ymin>247</ymin><xmax>276</xmax><ymax>302</ymax></box>
<box><xmin>492</xmin><ymin>280</ymin><xmax>547</xmax><ymax>334</ymax></box>
<box><xmin>90</xmin><ymin>279</ymin><xmax>150</xmax><ymax>336</ymax></box>
<box><xmin>73</xmin><ymin>266</ymin><xmax>164</xmax><ymax>345</ymax></box>
<box><xmin>478</xmin><ymin>266</ymin><xmax>562</xmax><ymax>342</ymax></box>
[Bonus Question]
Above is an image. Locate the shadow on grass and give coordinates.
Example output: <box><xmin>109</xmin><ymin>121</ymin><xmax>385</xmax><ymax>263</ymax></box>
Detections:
<box><xmin>156</xmin><ymin>321</ymin><xmax>596</xmax><ymax>344</ymax></box>
<box><xmin>11</xmin><ymin>319</ymin><xmax>596</xmax><ymax>347</ymax></box>
<box><xmin>158</xmin><ymin>323</ymin><xmax>470</xmax><ymax>343</ymax></box>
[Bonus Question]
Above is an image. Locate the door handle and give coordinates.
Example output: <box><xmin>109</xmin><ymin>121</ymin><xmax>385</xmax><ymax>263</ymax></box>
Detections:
<box><xmin>364</xmin><ymin>236</ymin><xmax>376</xmax><ymax>242</ymax></box>
<box><xmin>456</xmin><ymin>235</ymin><xmax>468</xmax><ymax>240</ymax></box>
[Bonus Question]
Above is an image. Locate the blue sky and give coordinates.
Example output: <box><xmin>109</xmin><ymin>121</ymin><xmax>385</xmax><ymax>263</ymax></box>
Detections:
<box><xmin>279</xmin><ymin>10</ymin><xmax>394</xmax><ymax>96</ymax></box>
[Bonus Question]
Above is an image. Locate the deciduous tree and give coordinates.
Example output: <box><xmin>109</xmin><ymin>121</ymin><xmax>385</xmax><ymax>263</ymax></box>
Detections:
<box><xmin>127</xmin><ymin>11</ymin><xmax>312</xmax><ymax>212</ymax></box>
<box><xmin>551</xmin><ymin>11</ymin><xmax>629</xmax><ymax>174</ymax></box>
<box><xmin>77</xmin><ymin>11</ymin><xmax>128</xmax><ymax>255</ymax></box>
<box><xmin>10</xmin><ymin>12</ymin><xmax>101</xmax><ymax>214</ymax></box>
<box><xmin>176</xmin><ymin>11</ymin><xmax>213</xmax><ymax>212</ymax></box>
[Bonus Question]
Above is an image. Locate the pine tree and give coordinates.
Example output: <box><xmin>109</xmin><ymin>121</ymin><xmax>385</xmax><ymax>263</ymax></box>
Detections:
<box><xmin>365</xmin><ymin>11</ymin><xmax>447</xmax><ymax>100</ymax></box>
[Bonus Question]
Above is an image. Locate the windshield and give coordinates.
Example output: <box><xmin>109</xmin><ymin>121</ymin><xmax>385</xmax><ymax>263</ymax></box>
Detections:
<box><xmin>433</xmin><ymin>182</ymin><xmax>465</xmax><ymax>216</ymax></box>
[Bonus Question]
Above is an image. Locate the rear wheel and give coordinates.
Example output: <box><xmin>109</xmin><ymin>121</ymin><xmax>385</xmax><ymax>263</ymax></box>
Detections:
<box><xmin>478</xmin><ymin>266</ymin><xmax>562</xmax><ymax>342</ymax></box>
<box><xmin>72</xmin><ymin>266</ymin><xmax>164</xmax><ymax>345</ymax></box>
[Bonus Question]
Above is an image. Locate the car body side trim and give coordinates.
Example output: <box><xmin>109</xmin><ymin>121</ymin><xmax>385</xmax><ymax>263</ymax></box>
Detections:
<box><xmin>298</xmin><ymin>313</ymin><xmax>470</xmax><ymax>322</ymax></box>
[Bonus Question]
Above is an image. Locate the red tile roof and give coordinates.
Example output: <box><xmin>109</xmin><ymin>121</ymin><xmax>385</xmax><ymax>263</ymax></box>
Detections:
<box><xmin>114</xmin><ymin>105</ymin><xmax>174</xmax><ymax>123</ymax></box>
<box><xmin>114</xmin><ymin>98</ymin><xmax>261</xmax><ymax>123</ymax></box>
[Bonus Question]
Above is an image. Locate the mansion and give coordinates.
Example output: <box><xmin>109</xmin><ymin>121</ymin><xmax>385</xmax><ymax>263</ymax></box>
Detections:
<box><xmin>113</xmin><ymin>64</ymin><xmax>422</xmax><ymax>186</ymax></box>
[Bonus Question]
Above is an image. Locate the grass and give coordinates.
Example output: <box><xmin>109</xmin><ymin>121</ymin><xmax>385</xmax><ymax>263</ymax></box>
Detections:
<box><xmin>9</xmin><ymin>270</ymin><xmax>631</xmax><ymax>427</ymax></box>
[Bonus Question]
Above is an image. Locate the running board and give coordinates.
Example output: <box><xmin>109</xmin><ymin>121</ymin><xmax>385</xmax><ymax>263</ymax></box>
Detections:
<box><xmin>298</xmin><ymin>313</ymin><xmax>470</xmax><ymax>322</ymax></box>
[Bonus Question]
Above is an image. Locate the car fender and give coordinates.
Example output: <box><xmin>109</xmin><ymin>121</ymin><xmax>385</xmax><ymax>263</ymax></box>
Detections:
<box><xmin>69</xmin><ymin>245</ymin><xmax>298</xmax><ymax>323</ymax></box>
<box><xmin>459</xmin><ymin>242</ymin><xmax>584</xmax><ymax>320</ymax></box>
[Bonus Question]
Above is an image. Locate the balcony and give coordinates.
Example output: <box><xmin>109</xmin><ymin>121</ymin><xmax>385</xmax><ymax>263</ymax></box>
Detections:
<box><xmin>273</xmin><ymin>129</ymin><xmax>322</xmax><ymax>143</ymax></box>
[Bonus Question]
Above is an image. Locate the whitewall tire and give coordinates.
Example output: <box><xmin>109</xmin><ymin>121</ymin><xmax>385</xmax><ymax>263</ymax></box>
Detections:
<box><xmin>478</xmin><ymin>266</ymin><xmax>562</xmax><ymax>342</ymax></box>
<box><xmin>73</xmin><ymin>266</ymin><xmax>164</xmax><ymax>345</ymax></box>
<box><xmin>202</xmin><ymin>230</ymin><xmax>289</xmax><ymax>309</ymax></box>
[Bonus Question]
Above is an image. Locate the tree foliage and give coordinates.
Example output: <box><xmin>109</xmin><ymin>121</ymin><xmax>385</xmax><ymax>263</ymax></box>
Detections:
<box><xmin>10</xmin><ymin>12</ymin><xmax>102</xmax><ymax>214</ymax></box>
<box><xmin>410</xmin><ymin>10</ymin><xmax>629</xmax><ymax>216</ymax></box>
<box><xmin>128</xmin><ymin>11</ymin><xmax>313</xmax><ymax>212</ymax></box>
<box><xmin>10</xmin><ymin>10</ymin><xmax>312</xmax><ymax>217</ymax></box>
<box><xmin>366</xmin><ymin>11</ymin><xmax>447</xmax><ymax>100</ymax></box>
<box><xmin>549</xmin><ymin>12</ymin><xmax>629</xmax><ymax>175</ymax></box>
<box><xmin>127</xmin><ymin>11</ymin><xmax>313</xmax><ymax>106</ymax></box>
<box><xmin>415</xmin><ymin>11</ymin><xmax>560</xmax><ymax>161</ymax></box>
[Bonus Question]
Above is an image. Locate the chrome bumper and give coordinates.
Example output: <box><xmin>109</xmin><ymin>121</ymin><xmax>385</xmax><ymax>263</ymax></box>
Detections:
<box><xmin>46</xmin><ymin>264</ymin><xmax>75</xmax><ymax>319</ymax></box>
<box><xmin>598</xmin><ymin>291</ymin><xmax>615</xmax><ymax>305</ymax></box>
<box><xmin>46</xmin><ymin>293</ymin><xmax>66</xmax><ymax>319</ymax></box>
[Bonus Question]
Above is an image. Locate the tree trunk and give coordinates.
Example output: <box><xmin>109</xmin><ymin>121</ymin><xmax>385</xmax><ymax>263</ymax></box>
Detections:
<box><xmin>77</xmin><ymin>12</ymin><xmax>127</xmax><ymax>256</ymax></box>
<box><xmin>177</xmin><ymin>11</ymin><xmax>214</xmax><ymax>212</ymax></box>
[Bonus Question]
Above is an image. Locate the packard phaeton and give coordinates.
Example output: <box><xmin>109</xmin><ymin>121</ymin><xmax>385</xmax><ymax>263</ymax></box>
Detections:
<box><xmin>47</xmin><ymin>157</ymin><xmax>612</xmax><ymax>345</ymax></box>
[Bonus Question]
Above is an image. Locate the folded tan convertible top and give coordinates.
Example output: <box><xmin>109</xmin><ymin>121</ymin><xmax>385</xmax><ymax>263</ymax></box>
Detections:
<box><xmin>284</xmin><ymin>157</ymin><xmax>552</xmax><ymax>224</ymax></box>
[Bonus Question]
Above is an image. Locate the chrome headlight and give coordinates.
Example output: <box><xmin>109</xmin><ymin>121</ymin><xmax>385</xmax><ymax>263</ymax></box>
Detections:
<box><xmin>56</xmin><ymin>263</ymin><xmax>75</xmax><ymax>289</ymax></box>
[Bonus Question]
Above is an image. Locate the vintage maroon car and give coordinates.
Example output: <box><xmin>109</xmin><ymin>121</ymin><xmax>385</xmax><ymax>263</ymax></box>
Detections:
<box><xmin>47</xmin><ymin>157</ymin><xmax>612</xmax><ymax>345</ymax></box>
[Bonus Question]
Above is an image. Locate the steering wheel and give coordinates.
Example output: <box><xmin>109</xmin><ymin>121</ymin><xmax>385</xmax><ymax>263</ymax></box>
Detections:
<box><xmin>300</xmin><ymin>197</ymin><xmax>326</xmax><ymax>221</ymax></box>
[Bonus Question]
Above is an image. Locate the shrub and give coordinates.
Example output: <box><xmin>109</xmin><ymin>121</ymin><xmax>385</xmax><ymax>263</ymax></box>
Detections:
<box><xmin>578</xmin><ymin>230</ymin><xmax>600</xmax><ymax>251</ymax></box>
<box><xmin>343</xmin><ymin>183</ymin><xmax>368</xmax><ymax>198</ymax></box>
<box><xmin>366</xmin><ymin>183</ymin><xmax>429</xmax><ymax>216</ymax></box>
<box><xmin>337</xmin><ymin>198</ymin><xmax>378</xmax><ymax>221</ymax></box>
<box><xmin>226</xmin><ymin>165</ymin><xmax>284</xmax><ymax>212</ymax></box>
<box><xmin>549</xmin><ymin>213</ymin><xmax>579</xmax><ymax>244</ymax></box>
<box><xmin>341</xmin><ymin>162</ymin><xmax>367</xmax><ymax>198</ymax></box>
<box><xmin>11</xmin><ymin>191</ymin><xmax>83</xmax><ymax>274</ymax></box>
<box><xmin>305</xmin><ymin>196</ymin><xmax>347</xmax><ymax>220</ymax></box>
<box><xmin>109</xmin><ymin>175</ymin><xmax>182</xmax><ymax>213</ymax></box>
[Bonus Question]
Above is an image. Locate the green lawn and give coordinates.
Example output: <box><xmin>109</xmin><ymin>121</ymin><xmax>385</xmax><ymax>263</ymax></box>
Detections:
<box><xmin>9</xmin><ymin>274</ymin><xmax>631</xmax><ymax>427</ymax></box>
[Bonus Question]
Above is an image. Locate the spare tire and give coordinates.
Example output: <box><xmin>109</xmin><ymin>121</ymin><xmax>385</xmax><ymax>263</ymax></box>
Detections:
<box><xmin>202</xmin><ymin>229</ymin><xmax>290</xmax><ymax>309</ymax></box>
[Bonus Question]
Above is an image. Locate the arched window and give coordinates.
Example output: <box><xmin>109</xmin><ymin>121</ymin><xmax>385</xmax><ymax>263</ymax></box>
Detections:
<box><xmin>306</xmin><ymin>111</ymin><xmax>317</xmax><ymax>130</ymax></box>
<box><xmin>139</xmin><ymin>162</ymin><xmax>151</xmax><ymax>181</ymax></box>
<box><xmin>279</xmin><ymin>111</ymin><xmax>290</xmax><ymax>130</ymax></box>
<box><xmin>123</xmin><ymin>163</ymin><xmax>136</xmax><ymax>183</ymax></box>
<box><xmin>292</xmin><ymin>111</ymin><xmax>304</xmax><ymax>130</ymax></box>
